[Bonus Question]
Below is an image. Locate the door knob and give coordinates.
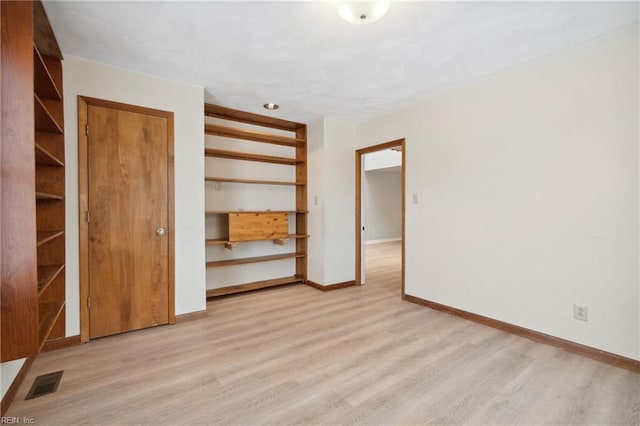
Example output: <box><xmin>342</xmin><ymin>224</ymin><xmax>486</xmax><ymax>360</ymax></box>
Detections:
<box><xmin>156</xmin><ymin>227</ymin><xmax>166</xmax><ymax>236</ymax></box>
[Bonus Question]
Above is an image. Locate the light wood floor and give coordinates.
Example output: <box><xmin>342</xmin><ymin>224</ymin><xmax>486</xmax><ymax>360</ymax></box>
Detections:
<box><xmin>8</xmin><ymin>242</ymin><xmax>640</xmax><ymax>425</ymax></box>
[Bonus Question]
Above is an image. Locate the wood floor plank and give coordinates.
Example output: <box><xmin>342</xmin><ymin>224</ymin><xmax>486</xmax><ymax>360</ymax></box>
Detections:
<box><xmin>7</xmin><ymin>241</ymin><xmax>639</xmax><ymax>425</ymax></box>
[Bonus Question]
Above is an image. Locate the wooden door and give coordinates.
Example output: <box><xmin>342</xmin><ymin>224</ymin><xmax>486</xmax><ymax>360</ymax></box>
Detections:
<box><xmin>85</xmin><ymin>101</ymin><xmax>172</xmax><ymax>339</ymax></box>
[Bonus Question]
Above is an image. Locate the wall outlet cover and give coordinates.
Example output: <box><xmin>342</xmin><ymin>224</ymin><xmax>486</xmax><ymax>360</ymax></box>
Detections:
<box><xmin>573</xmin><ymin>304</ymin><xmax>588</xmax><ymax>321</ymax></box>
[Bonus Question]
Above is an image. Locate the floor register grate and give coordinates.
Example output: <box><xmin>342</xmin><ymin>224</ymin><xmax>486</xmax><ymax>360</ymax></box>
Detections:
<box><xmin>25</xmin><ymin>370</ymin><xmax>64</xmax><ymax>400</ymax></box>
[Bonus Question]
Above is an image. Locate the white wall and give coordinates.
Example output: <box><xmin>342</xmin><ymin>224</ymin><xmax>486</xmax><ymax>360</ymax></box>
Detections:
<box><xmin>0</xmin><ymin>358</ymin><xmax>25</xmax><ymax>399</ymax></box>
<box><xmin>357</xmin><ymin>26</ymin><xmax>639</xmax><ymax>359</ymax></box>
<box><xmin>63</xmin><ymin>56</ymin><xmax>206</xmax><ymax>335</ymax></box>
<box><xmin>306</xmin><ymin>117</ymin><xmax>357</xmax><ymax>285</ymax></box>
<box><xmin>307</xmin><ymin>118</ymin><xmax>326</xmax><ymax>284</ymax></box>
<box><xmin>364</xmin><ymin>169</ymin><xmax>402</xmax><ymax>242</ymax></box>
<box><xmin>364</xmin><ymin>149</ymin><xmax>401</xmax><ymax>171</ymax></box>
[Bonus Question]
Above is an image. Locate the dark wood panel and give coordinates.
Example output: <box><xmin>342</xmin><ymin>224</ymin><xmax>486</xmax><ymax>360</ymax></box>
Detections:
<box><xmin>35</xmin><ymin>132</ymin><xmax>64</xmax><ymax>166</ymax></box>
<box><xmin>37</xmin><ymin>264</ymin><xmax>64</xmax><ymax>295</ymax></box>
<box><xmin>1</xmin><ymin>0</ymin><xmax>39</xmax><ymax>363</ymax></box>
<box><xmin>34</xmin><ymin>94</ymin><xmax>62</xmax><ymax>133</ymax></box>
<box><xmin>35</xmin><ymin>142</ymin><xmax>64</xmax><ymax>166</ymax></box>
<box><xmin>33</xmin><ymin>45</ymin><xmax>61</xmax><ymax>100</ymax></box>
<box><xmin>33</xmin><ymin>0</ymin><xmax>62</xmax><ymax>58</ymax></box>
<box><xmin>38</xmin><ymin>301</ymin><xmax>65</xmax><ymax>348</ymax></box>
<box><xmin>36</xmin><ymin>230</ymin><xmax>64</xmax><ymax>247</ymax></box>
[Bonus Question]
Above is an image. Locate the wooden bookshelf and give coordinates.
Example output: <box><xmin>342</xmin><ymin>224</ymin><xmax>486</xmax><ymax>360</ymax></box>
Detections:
<box><xmin>205</xmin><ymin>176</ymin><xmax>302</xmax><ymax>186</ymax></box>
<box><xmin>34</xmin><ymin>94</ymin><xmax>63</xmax><ymax>133</ymax></box>
<box><xmin>38</xmin><ymin>301</ymin><xmax>65</xmax><ymax>348</ymax></box>
<box><xmin>36</xmin><ymin>230</ymin><xmax>64</xmax><ymax>247</ymax></box>
<box><xmin>204</xmin><ymin>104</ymin><xmax>308</xmax><ymax>297</ymax></box>
<box><xmin>206</xmin><ymin>210</ymin><xmax>307</xmax><ymax>214</ymax></box>
<box><xmin>204</xmin><ymin>148</ymin><xmax>301</xmax><ymax>165</ymax></box>
<box><xmin>37</xmin><ymin>264</ymin><xmax>65</xmax><ymax>296</ymax></box>
<box><xmin>206</xmin><ymin>276</ymin><xmax>305</xmax><ymax>298</ymax></box>
<box><xmin>205</xmin><ymin>124</ymin><xmax>304</xmax><ymax>147</ymax></box>
<box><xmin>206</xmin><ymin>234</ymin><xmax>309</xmax><ymax>246</ymax></box>
<box><xmin>35</xmin><ymin>142</ymin><xmax>64</xmax><ymax>166</ymax></box>
<box><xmin>33</xmin><ymin>45</ymin><xmax>62</xmax><ymax>100</ymax></box>
<box><xmin>206</xmin><ymin>253</ymin><xmax>305</xmax><ymax>268</ymax></box>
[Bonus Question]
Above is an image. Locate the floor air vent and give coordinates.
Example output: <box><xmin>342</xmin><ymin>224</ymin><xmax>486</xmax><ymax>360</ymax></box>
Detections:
<box><xmin>25</xmin><ymin>370</ymin><xmax>63</xmax><ymax>400</ymax></box>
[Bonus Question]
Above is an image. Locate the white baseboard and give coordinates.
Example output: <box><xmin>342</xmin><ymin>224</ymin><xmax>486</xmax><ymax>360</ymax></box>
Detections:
<box><xmin>365</xmin><ymin>237</ymin><xmax>401</xmax><ymax>245</ymax></box>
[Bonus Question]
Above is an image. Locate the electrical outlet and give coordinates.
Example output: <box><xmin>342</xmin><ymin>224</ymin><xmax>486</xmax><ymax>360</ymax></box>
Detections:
<box><xmin>573</xmin><ymin>304</ymin><xmax>588</xmax><ymax>321</ymax></box>
<box><xmin>314</xmin><ymin>195</ymin><xmax>318</xmax><ymax>206</ymax></box>
<box><xmin>412</xmin><ymin>192</ymin><xmax>418</xmax><ymax>204</ymax></box>
<box><xmin>214</xmin><ymin>182</ymin><xmax>221</xmax><ymax>191</ymax></box>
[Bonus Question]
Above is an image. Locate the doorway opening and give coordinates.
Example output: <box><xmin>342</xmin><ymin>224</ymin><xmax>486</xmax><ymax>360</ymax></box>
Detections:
<box><xmin>355</xmin><ymin>139</ymin><xmax>405</xmax><ymax>298</ymax></box>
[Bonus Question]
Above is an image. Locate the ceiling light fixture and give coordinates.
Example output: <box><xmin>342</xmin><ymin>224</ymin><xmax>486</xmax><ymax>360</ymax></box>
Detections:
<box><xmin>337</xmin><ymin>0</ymin><xmax>390</xmax><ymax>25</ymax></box>
<box><xmin>263</xmin><ymin>103</ymin><xmax>279</xmax><ymax>110</ymax></box>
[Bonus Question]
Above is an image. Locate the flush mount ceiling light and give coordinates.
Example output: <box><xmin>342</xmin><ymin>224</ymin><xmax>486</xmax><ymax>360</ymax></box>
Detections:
<box><xmin>263</xmin><ymin>103</ymin><xmax>279</xmax><ymax>110</ymax></box>
<box><xmin>337</xmin><ymin>0</ymin><xmax>390</xmax><ymax>25</ymax></box>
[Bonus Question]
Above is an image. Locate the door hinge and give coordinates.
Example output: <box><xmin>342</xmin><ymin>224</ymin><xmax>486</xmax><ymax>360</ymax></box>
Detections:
<box><xmin>87</xmin><ymin>297</ymin><xmax>90</xmax><ymax>309</ymax></box>
<box><xmin>86</xmin><ymin>211</ymin><xmax>90</xmax><ymax>223</ymax></box>
<box><xmin>85</xmin><ymin>124</ymin><xmax>89</xmax><ymax>136</ymax></box>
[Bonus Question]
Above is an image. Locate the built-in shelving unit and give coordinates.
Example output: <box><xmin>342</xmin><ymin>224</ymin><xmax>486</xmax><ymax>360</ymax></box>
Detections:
<box><xmin>1</xmin><ymin>0</ymin><xmax>66</xmax><ymax>363</ymax></box>
<box><xmin>204</xmin><ymin>104</ymin><xmax>308</xmax><ymax>298</ymax></box>
<box><xmin>33</xmin><ymin>0</ymin><xmax>66</xmax><ymax>350</ymax></box>
<box><xmin>205</xmin><ymin>177</ymin><xmax>302</xmax><ymax>186</ymax></box>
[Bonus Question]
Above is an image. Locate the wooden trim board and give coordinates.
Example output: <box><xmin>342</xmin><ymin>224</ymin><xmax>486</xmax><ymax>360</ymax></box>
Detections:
<box><xmin>204</xmin><ymin>103</ymin><xmax>303</xmax><ymax>132</ymax></box>
<box><xmin>306</xmin><ymin>280</ymin><xmax>357</xmax><ymax>292</ymax></box>
<box><xmin>175</xmin><ymin>310</ymin><xmax>208</xmax><ymax>323</ymax></box>
<box><xmin>41</xmin><ymin>335</ymin><xmax>81</xmax><ymax>353</ymax></box>
<box><xmin>1</xmin><ymin>356</ymin><xmax>35</xmax><ymax>416</ymax></box>
<box><xmin>404</xmin><ymin>294</ymin><xmax>640</xmax><ymax>374</ymax></box>
<box><xmin>206</xmin><ymin>276</ymin><xmax>304</xmax><ymax>298</ymax></box>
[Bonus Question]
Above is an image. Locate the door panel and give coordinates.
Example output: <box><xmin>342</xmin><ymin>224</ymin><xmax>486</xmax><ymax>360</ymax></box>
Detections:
<box><xmin>88</xmin><ymin>105</ymin><xmax>169</xmax><ymax>339</ymax></box>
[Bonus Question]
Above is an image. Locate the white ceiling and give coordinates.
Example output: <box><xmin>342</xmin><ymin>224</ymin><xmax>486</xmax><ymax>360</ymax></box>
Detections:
<box><xmin>45</xmin><ymin>1</ymin><xmax>638</xmax><ymax>123</ymax></box>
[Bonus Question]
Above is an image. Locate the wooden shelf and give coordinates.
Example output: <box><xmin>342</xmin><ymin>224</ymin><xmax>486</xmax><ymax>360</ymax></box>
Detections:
<box><xmin>205</xmin><ymin>103</ymin><xmax>303</xmax><ymax>132</ymax></box>
<box><xmin>33</xmin><ymin>45</ymin><xmax>62</xmax><ymax>100</ymax></box>
<box><xmin>205</xmin><ymin>177</ymin><xmax>303</xmax><ymax>186</ymax></box>
<box><xmin>37</xmin><ymin>264</ymin><xmax>65</xmax><ymax>296</ymax></box>
<box><xmin>35</xmin><ymin>142</ymin><xmax>64</xmax><ymax>166</ymax></box>
<box><xmin>206</xmin><ymin>234</ymin><xmax>308</xmax><ymax>245</ymax></box>
<box><xmin>205</xmin><ymin>124</ymin><xmax>304</xmax><ymax>147</ymax></box>
<box><xmin>36</xmin><ymin>192</ymin><xmax>64</xmax><ymax>200</ymax></box>
<box><xmin>205</xmin><ymin>148</ymin><xmax>301</xmax><ymax>165</ymax></box>
<box><xmin>37</xmin><ymin>230</ymin><xmax>64</xmax><ymax>247</ymax></box>
<box><xmin>206</xmin><ymin>275</ymin><xmax>304</xmax><ymax>298</ymax></box>
<box><xmin>34</xmin><ymin>94</ymin><xmax>63</xmax><ymax>134</ymax></box>
<box><xmin>207</xmin><ymin>253</ymin><xmax>305</xmax><ymax>268</ymax></box>
<box><xmin>206</xmin><ymin>210</ymin><xmax>307</xmax><ymax>214</ymax></box>
<box><xmin>38</xmin><ymin>301</ymin><xmax>65</xmax><ymax>348</ymax></box>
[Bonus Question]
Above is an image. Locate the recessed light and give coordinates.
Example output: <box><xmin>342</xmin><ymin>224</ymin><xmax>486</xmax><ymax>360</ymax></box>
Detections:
<box><xmin>263</xmin><ymin>103</ymin><xmax>279</xmax><ymax>110</ymax></box>
<box><xmin>338</xmin><ymin>0</ymin><xmax>390</xmax><ymax>25</ymax></box>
